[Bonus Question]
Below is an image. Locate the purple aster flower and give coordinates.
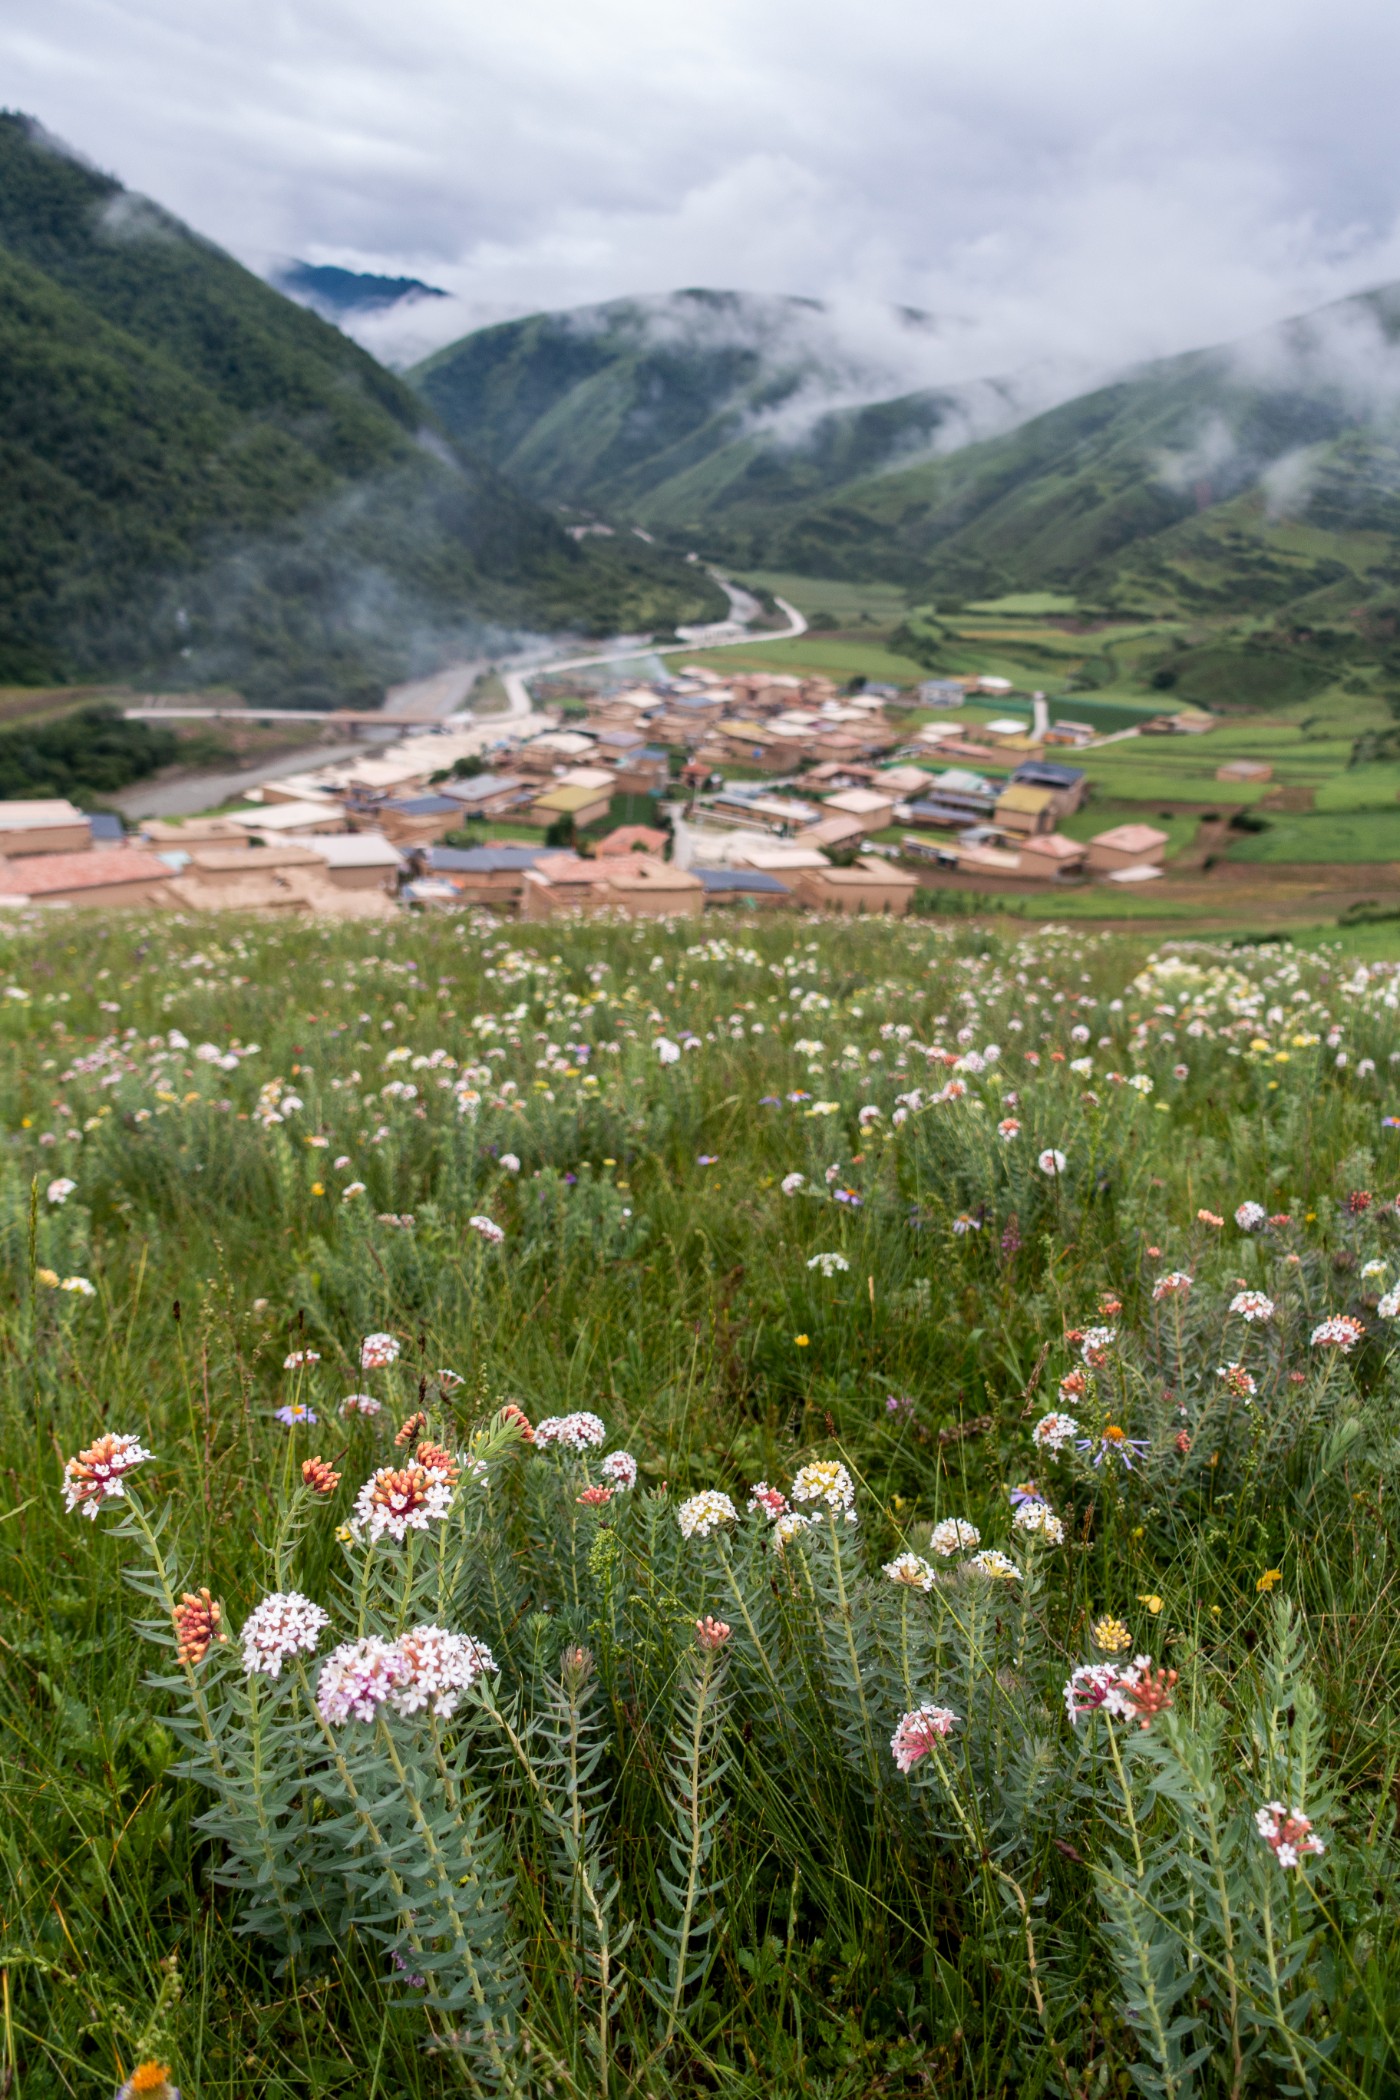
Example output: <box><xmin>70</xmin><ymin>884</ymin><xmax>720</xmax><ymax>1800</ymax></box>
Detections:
<box><xmin>1077</xmin><ymin>1426</ymin><xmax>1147</xmax><ymax>1470</ymax></box>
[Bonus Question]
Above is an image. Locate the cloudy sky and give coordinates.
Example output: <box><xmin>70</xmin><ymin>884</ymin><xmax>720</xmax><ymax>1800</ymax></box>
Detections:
<box><xmin>7</xmin><ymin>0</ymin><xmax>1400</xmax><ymax>382</ymax></box>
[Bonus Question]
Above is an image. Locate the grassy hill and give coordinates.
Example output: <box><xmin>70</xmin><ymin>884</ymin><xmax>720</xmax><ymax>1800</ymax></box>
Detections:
<box><xmin>411</xmin><ymin>289</ymin><xmax>1023</xmax><ymax>538</ymax></box>
<box><xmin>413</xmin><ymin>284</ymin><xmax>1400</xmax><ymax>697</ymax></box>
<box><xmin>0</xmin><ymin>116</ymin><xmax>722</xmax><ymax>705</ymax></box>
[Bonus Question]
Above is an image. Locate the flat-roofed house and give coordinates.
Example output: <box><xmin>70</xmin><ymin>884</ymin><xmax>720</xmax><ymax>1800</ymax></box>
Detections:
<box><xmin>0</xmin><ymin>800</ymin><xmax>91</xmax><ymax>856</ymax></box>
<box><xmin>142</xmin><ymin>816</ymin><xmax>251</xmax><ymax>852</ymax></box>
<box><xmin>440</xmin><ymin>774</ymin><xmax>533</xmax><ymax>819</ymax></box>
<box><xmin>519</xmin><ymin>853</ymin><xmax>618</xmax><ymax>919</ymax></box>
<box><xmin>820</xmin><ymin>787</ymin><xmax>900</xmax><ymax>833</ymax></box>
<box><xmin>1216</xmin><ymin>759</ymin><xmax>1273</xmax><ymax>783</ymax></box>
<box><xmin>994</xmin><ymin>783</ymin><xmax>1056</xmax><ymax>837</ymax></box>
<box><xmin>797</xmin><ymin>814</ymin><xmax>871</xmax><ymax>853</ymax></box>
<box><xmin>521</xmin><ymin>783</ymin><xmax>613</xmax><ymax>832</ymax></box>
<box><xmin>614</xmin><ymin>747</ymin><xmax>670</xmax><ymax>794</ymax></box>
<box><xmin>0</xmin><ymin>847</ymin><xmax>174</xmax><ymax>907</ymax></box>
<box><xmin>167</xmin><ymin>846</ymin><xmax>394</xmax><ymax>918</ymax></box>
<box><xmin>599</xmin><ymin>857</ymin><xmax>703</xmax><ymax>918</ymax></box>
<box><xmin>227</xmin><ymin>801</ymin><xmax>347</xmax><ymax>838</ymax></box>
<box><xmin>1086</xmin><ymin>822</ymin><xmax>1169</xmax><ymax>873</ymax></box>
<box><xmin>696</xmin><ymin>867</ymin><xmax>792</xmax><ymax>909</ymax></box>
<box><xmin>374</xmin><ymin>796</ymin><xmax>467</xmax><ymax>847</ymax></box>
<box><xmin>425</xmin><ymin>844</ymin><xmax>548</xmax><ymax>911</ymax></box>
<box><xmin>1010</xmin><ymin>759</ymin><xmax>1088</xmax><ymax>815</ymax></box>
<box><xmin>790</xmin><ymin>858</ymin><xmax>918</xmax><ymax>916</ymax></box>
<box><xmin>285</xmin><ymin>833</ymin><xmax>404</xmax><ymax>892</ymax></box>
<box><xmin>727</xmin><ymin>843</ymin><xmax>831</xmax><ymax>875</ymax></box>
<box><xmin>516</xmin><ymin>731</ymin><xmax>598</xmax><ymax>777</ymax></box>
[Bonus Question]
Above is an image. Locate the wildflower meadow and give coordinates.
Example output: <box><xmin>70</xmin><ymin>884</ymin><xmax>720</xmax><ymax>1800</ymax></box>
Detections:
<box><xmin>4</xmin><ymin>909</ymin><xmax>1400</xmax><ymax>2097</ymax></box>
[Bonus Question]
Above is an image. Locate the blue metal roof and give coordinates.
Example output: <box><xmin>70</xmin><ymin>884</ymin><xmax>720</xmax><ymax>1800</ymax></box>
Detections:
<box><xmin>696</xmin><ymin>868</ymin><xmax>792</xmax><ymax>893</ymax></box>
<box><xmin>427</xmin><ymin>846</ymin><xmax>547</xmax><ymax>873</ymax></box>
<box><xmin>1012</xmin><ymin>761</ymin><xmax>1085</xmax><ymax>787</ymax></box>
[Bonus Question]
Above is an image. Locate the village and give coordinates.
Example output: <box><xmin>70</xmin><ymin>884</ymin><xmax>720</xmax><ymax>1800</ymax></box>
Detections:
<box><xmin>0</xmin><ymin>662</ymin><xmax>1214</xmax><ymax>919</ymax></box>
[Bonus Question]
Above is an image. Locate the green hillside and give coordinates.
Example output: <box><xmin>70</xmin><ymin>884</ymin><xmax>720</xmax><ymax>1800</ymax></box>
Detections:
<box><xmin>413</xmin><ymin>284</ymin><xmax>1400</xmax><ymax>671</ymax></box>
<box><xmin>410</xmin><ymin>290</ymin><xmax>1010</xmax><ymax>534</ymax></box>
<box><xmin>0</xmin><ymin>116</ymin><xmax>721</xmax><ymax>705</ymax></box>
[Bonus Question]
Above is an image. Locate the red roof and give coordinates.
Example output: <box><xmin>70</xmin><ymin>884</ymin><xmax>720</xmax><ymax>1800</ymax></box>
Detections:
<box><xmin>0</xmin><ymin>848</ymin><xmax>174</xmax><ymax>897</ymax></box>
<box><xmin>595</xmin><ymin>825</ymin><xmax>668</xmax><ymax>857</ymax></box>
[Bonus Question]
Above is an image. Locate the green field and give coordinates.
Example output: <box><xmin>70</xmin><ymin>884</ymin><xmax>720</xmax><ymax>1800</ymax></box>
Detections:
<box><xmin>1228</xmin><ymin>810</ymin><xmax>1400</xmax><ymax>863</ymax></box>
<box><xmin>683</xmin><ymin>633</ymin><xmax>933</xmax><ymax>684</ymax></box>
<box><xmin>4</xmin><ymin>907</ymin><xmax>1400</xmax><ymax>2096</ymax></box>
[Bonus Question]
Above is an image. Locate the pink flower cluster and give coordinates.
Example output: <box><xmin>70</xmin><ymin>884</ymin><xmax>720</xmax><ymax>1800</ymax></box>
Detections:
<box><xmin>1063</xmin><ymin>1654</ymin><xmax>1176</xmax><ymax>1730</ymax></box>
<box><xmin>890</xmin><ymin>1703</ymin><xmax>959</xmax><ymax>1773</ymax></box>
<box><xmin>351</xmin><ymin>1458</ymin><xmax>456</xmax><ymax>1544</ymax></box>
<box><xmin>316</xmin><ymin>1622</ymin><xmax>495</xmax><ymax>1724</ymax></box>
<box><xmin>748</xmin><ymin>1481</ymin><xmax>789</xmax><ymax>1520</ymax></box>
<box><xmin>241</xmin><ymin>1591</ymin><xmax>331</xmax><ymax>1677</ymax></box>
<box><xmin>360</xmin><ymin>1332</ymin><xmax>400</xmax><ymax>1370</ymax></box>
<box><xmin>1255</xmin><ymin>1801</ymin><xmax>1325</xmax><ymax>1870</ymax></box>
<box><xmin>61</xmin><ymin>1432</ymin><xmax>152</xmax><ymax>1518</ymax></box>
<box><xmin>535</xmin><ymin>1411</ymin><xmax>607</xmax><ymax>1451</ymax></box>
<box><xmin>1032</xmin><ymin>1411</ymin><xmax>1079</xmax><ymax>1454</ymax></box>
<box><xmin>1310</xmin><ymin>1314</ymin><xmax>1365</xmax><ymax>1352</ymax></box>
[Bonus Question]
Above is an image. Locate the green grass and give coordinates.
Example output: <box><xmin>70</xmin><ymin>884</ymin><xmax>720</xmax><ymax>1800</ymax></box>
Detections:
<box><xmin>1229</xmin><ymin>809</ymin><xmax>1400</xmax><ymax>862</ymax></box>
<box><xmin>962</xmin><ymin>592</ymin><xmax>1079</xmax><ymax>616</ymax></box>
<box><xmin>682</xmin><ymin>635</ymin><xmax>933</xmax><ymax>684</ymax></box>
<box><xmin>737</xmin><ymin>572</ymin><xmax>915</xmax><ymax>625</ymax></box>
<box><xmin>1313</xmin><ymin>764</ymin><xmax>1400</xmax><ymax>812</ymax></box>
<box><xmin>4</xmin><ymin>909</ymin><xmax>1400</xmax><ymax>2098</ymax></box>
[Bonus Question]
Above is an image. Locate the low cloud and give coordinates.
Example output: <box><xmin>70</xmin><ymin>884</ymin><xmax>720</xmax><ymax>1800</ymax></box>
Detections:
<box><xmin>8</xmin><ymin>0</ymin><xmax>1400</xmax><ymax>417</ymax></box>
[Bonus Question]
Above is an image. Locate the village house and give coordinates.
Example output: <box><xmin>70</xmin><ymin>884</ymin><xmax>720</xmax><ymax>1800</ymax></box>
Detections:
<box><xmin>993</xmin><ymin>782</ymin><xmax>1057</xmax><ymax>837</ymax></box>
<box><xmin>0</xmin><ymin>846</ymin><xmax>174</xmax><ymax>908</ymax></box>
<box><xmin>0</xmin><ymin>800</ymin><xmax>93</xmax><ymax>856</ymax></box>
<box><xmin>790</xmin><ymin>858</ymin><xmax>918</xmax><ymax>917</ymax></box>
<box><xmin>694</xmin><ymin>867</ymin><xmax>793</xmax><ymax>909</ymax></box>
<box><xmin>819</xmin><ymin>787</ymin><xmax>900</xmax><ymax>833</ymax></box>
<box><xmin>1216</xmin><ymin>758</ymin><xmax>1273</xmax><ymax>783</ymax></box>
<box><xmin>612</xmin><ymin>748</ymin><xmax>670</xmax><ymax>795</ymax></box>
<box><xmin>373</xmin><ymin>796</ymin><xmax>467</xmax><ymax>847</ymax></box>
<box><xmin>439</xmin><ymin>774</ymin><xmax>534</xmax><ymax>820</ymax></box>
<box><xmin>595</xmin><ymin>824</ymin><xmax>669</xmax><ymax>858</ymax></box>
<box><xmin>1015</xmin><ymin>832</ymin><xmax>1089</xmax><ymax>879</ymax></box>
<box><xmin>520</xmin><ymin>782</ymin><xmax>614</xmax><ymax>832</ymax></box>
<box><xmin>1086</xmin><ymin>822</ymin><xmax>1170</xmax><ymax>873</ymax></box>
<box><xmin>421</xmin><ymin>844</ymin><xmax>548</xmax><ymax>911</ymax></box>
<box><xmin>286</xmin><ymin>833</ymin><xmax>404</xmax><ymax>893</ymax></box>
<box><xmin>1010</xmin><ymin>759</ymin><xmax>1089</xmax><ymax>815</ymax></box>
<box><xmin>141</xmin><ymin>816</ymin><xmax>251</xmax><ymax>852</ymax></box>
<box><xmin>227</xmin><ymin>800</ymin><xmax>347</xmax><ymax>838</ymax></box>
<box><xmin>798</xmin><ymin>813</ymin><xmax>873</xmax><ymax>854</ymax></box>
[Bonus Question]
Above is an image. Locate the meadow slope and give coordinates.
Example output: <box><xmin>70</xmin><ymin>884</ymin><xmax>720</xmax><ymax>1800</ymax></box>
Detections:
<box><xmin>2</xmin><ymin>907</ymin><xmax>1399</xmax><ymax>2096</ymax></box>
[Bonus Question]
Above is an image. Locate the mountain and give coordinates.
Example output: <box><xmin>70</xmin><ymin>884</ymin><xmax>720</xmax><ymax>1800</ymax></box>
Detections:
<box><xmin>273</xmin><ymin>261</ymin><xmax>449</xmax><ymax>318</ymax></box>
<box><xmin>412</xmin><ymin>284</ymin><xmax>1400</xmax><ymax>635</ymax></box>
<box><xmin>409</xmin><ymin>289</ymin><xmax>1028</xmax><ymax>533</ymax></box>
<box><xmin>0</xmin><ymin>116</ymin><xmax>722</xmax><ymax>704</ymax></box>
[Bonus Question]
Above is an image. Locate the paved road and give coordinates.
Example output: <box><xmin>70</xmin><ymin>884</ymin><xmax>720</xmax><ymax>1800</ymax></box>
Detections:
<box><xmin>382</xmin><ymin>659</ymin><xmax>492</xmax><ymax>719</ymax></box>
<box><xmin>500</xmin><ymin>588</ymin><xmax>808</xmax><ymax>712</ymax></box>
<box><xmin>109</xmin><ymin>739</ymin><xmax>369</xmax><ymax>819</ymax></box>
<box><xmin>118</xmin><ymin>576</ymin><xmax>809</xmax><ymax>814</ymax></box>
